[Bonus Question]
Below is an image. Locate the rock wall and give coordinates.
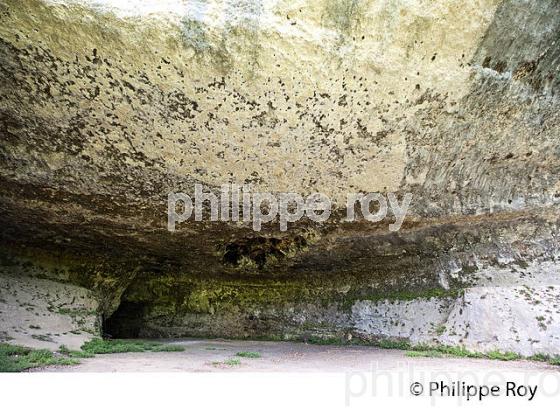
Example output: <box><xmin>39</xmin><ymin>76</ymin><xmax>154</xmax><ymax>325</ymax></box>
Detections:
<box><xmin>0</xmin><ymin>253</ymin><xmax>99</xmax><ymax>350</ymax></box>
<box><xmin>0</xmin><ymin>0</ymin><xmax>559</xmax><ymax>354</ymax></box>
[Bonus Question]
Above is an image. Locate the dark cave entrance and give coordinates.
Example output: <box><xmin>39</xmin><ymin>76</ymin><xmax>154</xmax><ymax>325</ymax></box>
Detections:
<box><xmin>103</xmin><ymin>301</ymin><xmax>147</xmax><ymax>339</ymax></box>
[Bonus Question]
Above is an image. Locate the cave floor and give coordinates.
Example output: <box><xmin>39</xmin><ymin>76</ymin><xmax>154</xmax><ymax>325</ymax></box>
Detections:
<box><xmin>39</xmin><ymin>339</ymin><xmax>559</xmax><ymax>373</ymax></box>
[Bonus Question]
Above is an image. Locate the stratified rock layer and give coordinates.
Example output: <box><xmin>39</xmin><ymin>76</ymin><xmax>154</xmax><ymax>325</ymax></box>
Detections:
<box><xmin>0</xmin><ymin>0</ymin><xmax>559</xmax><ymax>354</ymax></box>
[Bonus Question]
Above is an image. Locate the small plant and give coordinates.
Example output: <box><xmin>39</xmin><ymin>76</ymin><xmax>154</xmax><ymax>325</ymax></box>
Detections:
<box><xmin>549</xmin><ymin>357</ymin><xmax>560</xmax><ymax>366</ymax></box>
<box><xmin>530</xmin><ymin>353</ymin><xmax>549</xmax><ymax>362</ymax></box>
<box><xmin>529</xmin><ymin>353</ymin><xmax>560</xmax><ymax>366</ymax></box>
<box><xmin>236</xmin><ymin>351</ymin><xmax>261</xmax><ymax>358</ymax></box>
<box><xmin>224</xmin><ymin>358</ymin><xmax>241</xmax><ymax>366</ymax></box>
<box><xmin>212</xmin><ymin>358</ymin><xmax>242</xmax><ymax>367</ymax></box>
<box><xmin>58</xmin><ymin>345</ymin><xmax>70</xmax><ymax>354</ymax></box>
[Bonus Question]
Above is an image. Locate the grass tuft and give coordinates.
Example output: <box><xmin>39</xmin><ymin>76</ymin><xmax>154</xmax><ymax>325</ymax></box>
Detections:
<box><xmin>549</xmin><ymin>357</ymin><xmax>560</xmax><ymax>366</ymax></box>
<box><xmin>235</xmin><ymin>351</ymin><xmax>261</xmax><ymax>358</ymax></box>
<box><xmin>528</xmin><ymin>353</ymin><xmax>560</xmax><ymax>366</ymax></box>
<box><xmin>224</xmin><ymin>358</ymin><xmax>241</xmax><ymax>366</ymax></box>
<box><xmin>212</xmin><ymin>358</ymin><xmax>241</xmax><ymax>367</ymax></box>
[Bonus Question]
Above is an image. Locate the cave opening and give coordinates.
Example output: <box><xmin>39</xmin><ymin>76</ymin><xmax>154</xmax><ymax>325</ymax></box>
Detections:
<box><xmin>103</xmin><ymin>301</ymin><xmax>147</xmax><ymax>339</ymax></box>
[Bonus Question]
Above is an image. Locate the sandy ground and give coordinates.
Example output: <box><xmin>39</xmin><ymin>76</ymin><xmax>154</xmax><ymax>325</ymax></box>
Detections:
<box><xmin>41</xmin><ymin>339</ymin><xmax>560</xmax><ymax>374</ymax></box>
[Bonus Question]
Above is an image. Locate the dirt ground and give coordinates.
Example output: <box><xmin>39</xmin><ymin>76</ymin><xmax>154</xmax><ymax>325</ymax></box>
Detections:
<box><xmin>41</xmin><ymin>339</ymin><xmax>560</xmax><ymax>373</ymax></box>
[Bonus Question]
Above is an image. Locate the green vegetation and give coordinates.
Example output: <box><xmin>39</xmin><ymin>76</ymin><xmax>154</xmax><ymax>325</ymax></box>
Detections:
<box><xmin>550</xmin><ymin>357</ymin><xmax>560</xmax><ymax>366</ymax></box>
<box><xmin>405</xmin><ymin>346</ymin><xmax>484</xmax><ymax>359</ymax></box>
<box><xmin>528</xmin><ymin>353</ymin><xmax>560</xmax><ymax>366</ymax></box>
<box><xmin>530</xmin><ymin>353</ymin><xmax>549</xmax><ymax>362</ymax></box>
<box><xmin>58</xmin><ymin>345</ymin><xmax>95</xmax><ymax>358</ymax></box>
<box><xmin>403</xmin><ymin>343</ymin><xmax>560</xmax><ymax>365</ymax></box>
<box><xmin>373</xmin><ymin>339</ymin><xmax>413</xmax><ymax>350</ymax></box>
<box><xmin>81</xmin><ymin>338</ymin><xmax>184</xmax><ymax>354</ymax></box>
<box><xmin>305</xmin><ymin>336</ymin><xmax>347</xmax><ymax>345</ymax></box>
<box><xmin>486</xmin><ymin>350</ymin><xmax>521</xmax><ymax>361</ymax></box>
<box><xmin>212</xmin><ymin>358</ymin><xmax>241</xmax><ymax>367</ymax></box>
<box><xmin>235</xmin><ymin>351</ymin><xmax>261</xmax><ymax>358</ymax></box>
<box><xmin>1</xmin><ymin>338</ymin><xmax>187</xmax><ymax>372</ymax></box>
<box><xmin>224</xmin><ymin>358</ymin><xmax>241</xmax><ymax>366</ymax></box>
<box><xmin>0</xmin><ymin>343</ymin><xmax>77</xmax><ymax>372</ymax></box>
<box><xmin>301</xmin><ymin>336</ymin><xmax>560</xmax><ymax>366</ymax></box>
<box><xmin>1</xmin><ymin>338</ymin><xmax>186</xmax><ymax>372</ymax></box>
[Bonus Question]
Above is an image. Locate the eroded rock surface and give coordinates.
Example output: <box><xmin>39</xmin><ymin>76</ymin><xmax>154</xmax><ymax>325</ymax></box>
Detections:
<box><xmin>0</xmin><ymin>257</ymin><xmax>99</xmax><ymax>349</ymax></box>
<box><xmin>0</xmin><ymin>0</ymin><xmax>559</xmax><ymax>354</ymax></box>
